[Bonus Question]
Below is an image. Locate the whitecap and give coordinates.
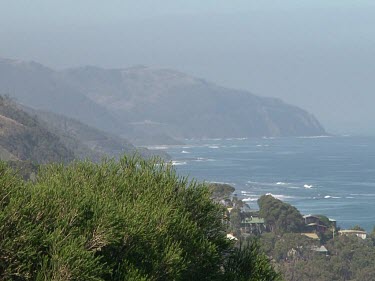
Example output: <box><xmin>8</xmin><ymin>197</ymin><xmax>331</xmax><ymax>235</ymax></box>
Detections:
<box><xmin>265</xmin><ymin>193</ymin><xmax>294</xmax><ymax>200</ymax></box>
<box><xmin>148</xmin><ymin>146</ymin><xmax>168</xmax><ymax>150</ymax></box>
<box><xmin>194</xmin><ymin>157</ymin><xmax>216</xmax><ymax>162</ymax></box>
<box><xmin>181</xmin><ymin>150</ymin><xmax>190</xmax><ymax>154</ymax></box>
<box><xmin>304</xmin><ymin>184</ymin><xmax>313</xmax><ymax>189</ymax></box>
<box><xmin>209</xmin><ymin>181</ymin><xmax>236</xmax><ymax>186</ymax></box>
<box><xmin>276</xmin><ymin>182</ymin><xmax>288</xmax><ymax>185</ymax></box>
<box><xmin>172</xmin><ymin>161</ymin><xmax>187</xmax><ymax>166</ymax></box>
<box><xmin>209</xmin><ymin>146</ymin><xmax>220</xmax><ymax>149</ymax></box>
<box><xmin>242</xmin><ymin>198</ymin><xmax>259</xmax><ymax>202</ymax></box>
<box><xmin>297</xmin><ymin>135</ymin><xmax>331</xmax><ymax>139</ymax></box>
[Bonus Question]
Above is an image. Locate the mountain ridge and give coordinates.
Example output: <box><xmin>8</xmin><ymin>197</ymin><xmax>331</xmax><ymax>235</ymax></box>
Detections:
<box><xmin>0</xmin><ymin>58</ymin><xmax>326</xmax><ymax>144</ymax></box>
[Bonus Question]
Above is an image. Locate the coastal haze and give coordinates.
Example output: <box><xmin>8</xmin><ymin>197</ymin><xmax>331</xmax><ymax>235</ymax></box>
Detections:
<box><xmin>1</xmin><ymin>1</ymin><xmax>375</xmax><ymax>135</ymax></box>
<box><xmin>2</xmin><ymin>2</ymin><xmax>375</xmax><ymax>280</ymax></box>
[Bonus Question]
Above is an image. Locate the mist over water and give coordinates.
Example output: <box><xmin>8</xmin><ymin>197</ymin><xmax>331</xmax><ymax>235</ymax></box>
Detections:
<box><xmin>161</xmin><ymin>136</ymin><xmax>375</xmax><ymax>232</ymax></box>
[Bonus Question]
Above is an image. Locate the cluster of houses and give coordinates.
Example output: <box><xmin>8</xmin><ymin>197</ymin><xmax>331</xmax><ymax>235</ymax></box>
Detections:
<box><xmin>226</xmin><ymin>207</ymin><xmax>368</xmax><ymax>246</ymax></box>
<box><xmin>302</xmin><ymin>214</ymin><xmax>367</xmax><ymax>239</ymax></box>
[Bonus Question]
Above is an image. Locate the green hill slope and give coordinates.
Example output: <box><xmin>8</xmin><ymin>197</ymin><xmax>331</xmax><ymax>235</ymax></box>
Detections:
<box><xmin>0</xmin><ymin>96</ymin><xmax>74</xmax><ymax>164</ymax></box>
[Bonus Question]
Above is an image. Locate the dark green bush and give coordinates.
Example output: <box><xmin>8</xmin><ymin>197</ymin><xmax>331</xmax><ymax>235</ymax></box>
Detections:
<box><xmin>0</xmin><ymin>157</ymin><xmax>280</xmax><ymax>280</ymax></box>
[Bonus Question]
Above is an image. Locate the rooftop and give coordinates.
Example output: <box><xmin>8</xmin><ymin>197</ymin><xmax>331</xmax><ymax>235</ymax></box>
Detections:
<box><xmin>301</xmin><ymin>233</ymin><xmax>320</xmax><ymax>240</ymax></box>
<box><xmin>338</xmin><ymin>230</ymin><xmax>367</xmax><ymax>234</ymax></box>
<box><xmin>242</xmin><ymin>217</ymin><xmax>265</xmax><ymax>224</ymax></box>
<box><xmin>311</xmin><ymin>245</ymin><xmax>328</xmax><ymax>253</ymax></box>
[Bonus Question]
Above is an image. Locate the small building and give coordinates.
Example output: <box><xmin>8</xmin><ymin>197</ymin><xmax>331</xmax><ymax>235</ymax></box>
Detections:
<box><xmin>338</xmin><ymin>230</ymin><xmax>367</xmax><ymax>240</ymax></box>
<box><xmin>241</xmin><ymin>217</ymin><xmax>266</xmax><ymax>234</ymax></box>
<box><xmin>311</xmin><ymin>245</ymin><xmax>328</xmax><ymax>254</ymax></box>
<box><xmin>328</xmin><ymin>218</ymin><xmax>337</xmax><ymax>229</ymax></box>
<box><xmin>226</xmin><ymin>233</ymin><xmax>238</xmax><ymax>241</ymax></box>
<box><xmin>306</xmin><ymin>222</ymin><xmax>328</xmax><ymax>234</ymax></box>
<box><xmin>303</xmin><ymin>215</ymin><xmax>322</xmax><ymax>225</ymax></box>
<box><xmin>301</xmin><ymin>233</ymin><xmax>320</xmax><ymax>240</ymax></box>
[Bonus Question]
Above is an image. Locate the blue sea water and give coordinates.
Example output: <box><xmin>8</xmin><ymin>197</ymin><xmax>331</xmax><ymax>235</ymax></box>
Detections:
<box><xmin>156</xmin><ymin>136</ymin><xmax>375</xmax><ymax>232</ymax></box>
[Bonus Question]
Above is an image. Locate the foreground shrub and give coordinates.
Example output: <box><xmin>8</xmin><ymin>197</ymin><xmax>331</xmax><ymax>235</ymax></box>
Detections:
<box><xmin>0</xmin><ymin>156</ymin><xmax>280</xmax><ymax>280</ymax></box>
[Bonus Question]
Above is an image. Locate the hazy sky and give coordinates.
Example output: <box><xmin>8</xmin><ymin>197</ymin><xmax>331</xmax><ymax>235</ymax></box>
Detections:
<box><xmin>1</xmin><ymin>1</ymin><xmax>375</xmax><ymax>134</ymax></box>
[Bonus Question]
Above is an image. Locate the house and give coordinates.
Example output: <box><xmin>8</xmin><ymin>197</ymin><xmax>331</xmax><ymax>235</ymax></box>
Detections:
<box><xmin>311</xmin><ymin>245</ymin><xmax>329</xmax><ymax>254</ymax></box>
<box><xmin>303</xmin><ymin>214</ymin><xmax>335</xmax><ymax>233</ymax></box>
<box><xmin>304</xmin><ymin>215</ymin><xmax>322</xmax><ymax>225</ymax></box>
<box><xmin>306</xmin><ymin>222</ymin><xmax>328</xmax><ymax>234</ymax></box>
<box><xmin>226</xmin><ymin>233</ymin><xmax>238</xmax><ymax>241</ymax></box>
<box><xmin>338</xmin><ymin>230</ymin><xmax>367</xmax><ymax>240</ymax></box>
<box><xmin>241</xmin><ymin>217</ymin><xmax>266</xmax><ymax>234</ymax></box>
<box><xmin>301</xmin><ymin>233</ymin><xmax>320</xmax><ymax>240</ymax></box>
<box><xmin>328</xmin><ymin>218</ymin><xmax>337</xmax><ymax>229</ymax></box>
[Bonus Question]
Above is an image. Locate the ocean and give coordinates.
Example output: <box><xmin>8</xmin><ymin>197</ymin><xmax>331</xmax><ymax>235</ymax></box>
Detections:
<box><xmin>153</xmin><ymin>136</ymin><xmax>375</xmax><ymax>232</ymax></box>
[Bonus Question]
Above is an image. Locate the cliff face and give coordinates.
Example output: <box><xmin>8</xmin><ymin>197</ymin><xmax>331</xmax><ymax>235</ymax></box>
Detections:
<box><xmin>0</xmin><ymin>58</ymin><xmax>326</xmax><ymax>144</ymax></box>
<box><xmin>63</xmin><ymin>65</ymin><xmax>326</xmax><ymax>140</ymax></box>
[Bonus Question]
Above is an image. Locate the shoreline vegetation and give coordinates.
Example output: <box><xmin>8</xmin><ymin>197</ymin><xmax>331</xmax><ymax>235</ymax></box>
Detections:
<box><xmin>2</xmin><ymin>155</ymin><xmax>375</xmax><ymax>280</ymax></box>
<box><xmin>210</xmin><ymin>183</ymin><xmax>375</xmax><ymax>281</ymax></box>
<box><xmin>0</xmin><ymin>156</ymin><xmax>281</xmax><ymax>281</ymax></box>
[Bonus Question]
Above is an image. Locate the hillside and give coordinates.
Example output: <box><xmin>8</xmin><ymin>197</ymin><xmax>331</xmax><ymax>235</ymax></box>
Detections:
<box><xmin>0</xmin><ymin>97</ymin><xmax>169</xmax><ymax>169</ymax></box>
<box><xmin>0</xmin><ymin>96</ymin><xmax>74</xmax><ymax>164</ymax></box>
<box><xmin>28</xmin><ymin>108</ymin><xmax>170</xmax><ymax>161</ymax></box>
<box><xmin>62</xmin><ymin>65</ymin><xmax>326</xmax><ymax>140</ymax></box>
<box><xmin>0</xmin><ymin>58</ymin><xmax>122</xmax><ymax>134</ymax></box>
<box><xmin>0</xmin><ymin>58</ymin><xmax>326</xmax><ymax>144</ymax></box>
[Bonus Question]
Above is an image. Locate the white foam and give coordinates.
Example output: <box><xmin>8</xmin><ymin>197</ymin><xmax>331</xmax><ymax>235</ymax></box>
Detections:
<box><xmin>265</xmin><ymin>193</ymin><xmax>294</xmax><ymax>200</ymax></box>
<box><xmin>241</xmin><ymin>190</ymin><xmax>253</xmax><ymax>195</ymax></box>
<box><xmin>209</xmin><ymin>181</ymin><xmax>236</xmax><ymax>186</ymax></box>
<box><xmin>304</xmin><ymin>184</ymin><xmax>313</xmax><ymax>189</ymax></box>
<box><xmin>181</xmin><ymin>150</ymin><xmax>190</xmax><ymax>154</ymax></box>
<box><xmin>276</xmin><ymin>182</ymin><xmax>288</xmax><ymax>185</ymax></box>
<box><xmin>172</xmin><ymin>161</ymin><xmax>187</xmax><ymax>166</ymax></box>
<box><xmin>194</xmin><ymin>157</ymin><xmax>215</xmax><ymax>162</ymax></box>
<box><xmin>148</xmin><ymin>146</ymin><xmax>168</xmax><ymax>150</ymax></box>
<box><xmin>208</xmin><ymin>146</ymin><xmax>220</xmax><ymax>149</ymax></box>
<box><xmin>297</xmin><ymin>135</ymin><xmax>331</xmax><ymax>139</ymax></box>
<box><xmin>324</xmin><ymin>195</ymin><xmax>340</xmax><ymax>199</ymax></box>
<box><xmin>242</xmin><ymin>197</ymin><xmax>258</xmax><ymax>202</ymax></box>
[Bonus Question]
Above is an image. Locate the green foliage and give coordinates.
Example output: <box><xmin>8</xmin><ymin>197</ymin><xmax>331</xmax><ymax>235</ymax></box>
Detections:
<box><xmin>208</xmin><ymin>183</ymin><xmax>235</xmax><ymax>200</ymax></box>
<box><xmin>259</xmin><ymin>231</ymin><xmax>375</xmax><ymax>281</ymax></box>
<box><xmin>223</xmin><ymin>241</ymin><xmax>282</xmax><ymax>281</ymax></box>
<box><xmin>7</xmin><ymin>160</ymin><xmax>38</xmax><ymax>180</ymax></box>
<box><xmin>0</xmin><ymin>97</ymin><xmax>74</xmax><ymax>164</ymax></box>
<box><xmin>350</xmin><ymin>225</ymin><xmax>365</xmax><ymax>231</ymax></box>
<box><xmin>0</xmin><ymin>157</ymin><xmax>279</xmax><ymax>280</ymax></box>
<box><xmin>258</xmin><ymin>195</ymin><xmax>304</xmax><ymax>234</ymax></box>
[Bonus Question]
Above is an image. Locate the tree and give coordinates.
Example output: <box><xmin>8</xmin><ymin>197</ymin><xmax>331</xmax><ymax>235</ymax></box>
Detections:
<box><xmin>258</xmin><ymin>195</ymin><xmax>304</xmax><ymax>234</ymax></box>
<box><xmin>0</xmin><ymin>157</ymin><xmax>280</xmax><ymax>280</ymax></box>
<box><xmin>350</xmin><ymin>225</ymin><xmax>365</xmax><ymax>231</ymax></box>
<box><xmin>208</xmin><ymin>182</ymin><xmax>235</xmax><ymax>200</ymax></box>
